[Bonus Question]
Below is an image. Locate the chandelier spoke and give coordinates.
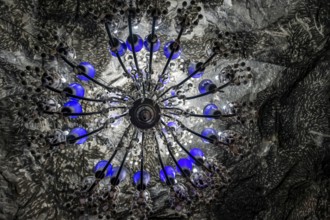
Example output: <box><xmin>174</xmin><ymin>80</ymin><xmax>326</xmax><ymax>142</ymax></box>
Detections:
<box><xmin>154</xmin><ymin>132</ymin><xmax>173</xmax><ymax>187</ymax></box>
<box><xmin>156</xmin><ymin>52</ymin><xmax>218</xmax><ymax>101</ymax></box>
<box><xmin>161</xmin><ymin>120</ymin><xmax>213</xmax><ymax>173</ymax></box>
<box><xmin>158</xmin><ymin>127</ymin><xmax>197</xmax><ymax>188</ymax></box>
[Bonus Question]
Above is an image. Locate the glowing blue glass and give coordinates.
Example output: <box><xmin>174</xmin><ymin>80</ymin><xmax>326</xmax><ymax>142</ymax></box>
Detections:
<box><xmin>66</xmin><ymin>83</ymin><xmax>85</xmax><ymax>101</ymax></box>
<box><xmin>69</xmin><ymin>127</ymin><xmax>88</xmax><ymax>144</ymax></box>
<box><xmin>144</xmin><ymin>34</ymin><xmax>161</xmax><ymax>52</ymax></box>
<box><xmin>201</xmin><ymin>128</ymin><xmax>218</xmax><ymax>143</ymax></box>
<box><xmin>110</xmin><ymin>167</ymin><xmax>128</xmax><ymax>183</ymax></box>
<box><xmin>171</xmin><ymin>90</ymin><xmax>176</xmax><ymax>96</ymax></box>
<box><xmin>176</xmin><ymin>158</ymin><xmax>193</xmax><ymax>175</ymax></box>
<box><xmin>163</xmin><ymin>40</ymin><xmax>182</xmax><ymax>60</ymax></box>
<box><xmin>167</xmin><ymin>121</ymin><xmax>177</xmax><ymax>130</ymax></box>
<box><xmin>188</xmin><ymin>148</ymin><xmax>204</xmax><ymax>164</ymax></box>
<box><xmin>203</xmin><ymin>104</ymin><xmax>219</xmax><ymax>120</ymax></box>
<box><xmin>133</xmin><ymin>171</ymin><xmax>151</xmax><ymax>186</ymax></box>
<box><xmin>93</xmin><ymin>160</ymin><xmax>112</xmax><ymax>177</ymax></box>
<box><xmin>199</xmin><ymin>79</ymin><xmax>214</xmax><ymax>94</ymax></box>
<box><xmin>126</xmin><ymin>34</ymin><xmax>143</xmax><ymax>52</ymax></box>
<box><xmin>188</xmin><ymin>62</ymin><xmax>204</xmax><ymax>78</ymax></box>
<box><xmin>63</xmin><ymin>101</ymin><xmax>83</xmax><ymax>119</ymax></box>
<box><xmin>159</xmin><ymin>166</ymin><xmax>176</xmax><ymax>183</ymax></box>
<box><xmin>110</xmin><ymin>38</ymin><xmax>127</xmax><ymax>57</ymax></box>
<box><xmin>77</xmin><ymin>62</ymin><xmax>96</xmax><ymax>81</ymax></box>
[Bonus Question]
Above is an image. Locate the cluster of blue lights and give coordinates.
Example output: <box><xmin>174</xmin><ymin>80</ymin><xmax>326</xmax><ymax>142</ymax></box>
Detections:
<box><xmin>93</xmin><ymin>148</ymin><xmax>205</xmax><ymax>187</ymax></box>
<box><xmin>63</xmin><ymin>62</ymin><xmax>97</xmax><ymax>142</ymax></box>
<box><xmin>109</xmin><ymin>35</ymin><xmax>181</xmax><ymax>60</ymax></box>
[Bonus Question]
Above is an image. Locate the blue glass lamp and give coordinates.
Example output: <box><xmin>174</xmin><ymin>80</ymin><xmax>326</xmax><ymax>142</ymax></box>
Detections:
<box><xmin>62</xmin><ymin>101</ymin><xmax>83</xmax><ymax>119</ymax></box>
<box><xmin>110</xmin><ymin>167</ymin><xmax>128</xmax><ymax>186</ymax></box>
<box><xmin>177</xmin><ymin>158</ymin><xmax>193</xmax><ymax>176</ymax></box>
<box><xmin>201</xmin><ymin>128</ymin><xmax>218</xmax><ymax>143</ymax></box>
<box><xmin>188</xmin><ymin>62</ymin><xmax>205</xmax><ymax>78</ymax></box>
<box><xmin>164</xmin><ymin>40</ymin><xmax>182</xmax><ymax>60</ymax></box>
<box><xmin>93</xmin><ymin>160</ymin><xmax>112</xmax><ymax>178</ymax></box>
<box><xmin>189</xmin><ymin>148</ymin><xmax>205</xmax><ymax>165</ymax></box>
<box><xmin>133</xmin><ymin>171</ymin><xmax>151</xmax><ymax>191</ymax></box>
<box><xmin>159</xmin><ymin>166</ymin><xmax>176</xmax><ymax>185</ymax></box>
<box><xmin>68</xmin><ymin>127</ymin><xmax>88</xmax><ymax>144</ymax></box>
<box><xmin>167</xmin><ymin>121</ymin><xmax>178</xmax><ymax>130</ymax></box>
<box><xmin>64</xmin><ymin>83</ymin><xmax>85</xmax><ymax>101</ymax></box>
<box><xmin>203</xmin><ymin>104</ymin><xmax>221</xmax><ymax>120</ymax></box>
<box><xmin>199</xmin><ymin>79</ymin><xmax>216</xmax><ymax>94</ymax></box>
<box><xmin>109</xmin><ymin>38</ymin><xmax>127</xmax><ymax>57</ymax></box>
<box><xmin>144</xmin><ymin>34</ymin><xmax>161</xmax><ymax>52</ymax></box>
<box><xmin>126</xmin><ymin>34</ymin><xmax>143</xmax><ymax>52</ymax></box>
<box><xmin>77</xmin><ymin>62</ymin><xmax>96</xmax><ymax>81</ymax></box>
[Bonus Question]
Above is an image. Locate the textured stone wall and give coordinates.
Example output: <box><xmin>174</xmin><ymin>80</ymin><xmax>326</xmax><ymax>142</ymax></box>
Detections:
<box><xmin>0</xmin><ymin>0</ymin><xmax>329</xmax><ymax>219</ymax></box>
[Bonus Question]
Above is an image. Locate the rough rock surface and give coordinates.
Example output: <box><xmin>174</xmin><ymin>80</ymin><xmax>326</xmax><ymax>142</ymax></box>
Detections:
<box><xmin>0</xmin><ymin>0</ymin><xmax>329</xmax><ymax>219</ymax></box>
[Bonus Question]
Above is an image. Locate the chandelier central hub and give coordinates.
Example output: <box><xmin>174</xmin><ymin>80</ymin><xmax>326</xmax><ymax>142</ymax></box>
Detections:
<box><xmin>129</xmin><ymin>98</ymin><xmax>161</xmax><ymax>129</ymax></box>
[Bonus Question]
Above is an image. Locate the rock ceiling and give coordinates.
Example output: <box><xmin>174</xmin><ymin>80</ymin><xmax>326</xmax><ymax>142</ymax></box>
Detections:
<box><xmin>0</xmin><ymin>0</ymin><xmax>329</xmax><ymax>219</ymax></box>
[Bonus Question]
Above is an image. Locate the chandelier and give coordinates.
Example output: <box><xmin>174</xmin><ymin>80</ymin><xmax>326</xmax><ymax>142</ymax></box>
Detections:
<box><xmin>10</xmin><ymin>0</ymin><xmax>255</xmax><ymax>219</ymax></box>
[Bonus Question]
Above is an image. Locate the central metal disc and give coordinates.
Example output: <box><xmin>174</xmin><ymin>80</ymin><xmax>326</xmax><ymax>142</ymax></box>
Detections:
<box><xmin>129</xmin><ymin>98</ymin><xmax>161</xmax><ymax>129</ymax></box>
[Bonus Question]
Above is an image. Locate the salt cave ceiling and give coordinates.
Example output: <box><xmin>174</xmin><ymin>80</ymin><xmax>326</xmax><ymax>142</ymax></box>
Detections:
<box><xmin>0</xmin><ymin>0</ymin><xmax>329</xmax><ymax>219</ymax></box>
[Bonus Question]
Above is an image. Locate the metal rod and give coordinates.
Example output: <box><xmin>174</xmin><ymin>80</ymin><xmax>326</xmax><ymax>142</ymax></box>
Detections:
<box><xmin>62</xmin><ymin>111</ymin><xmax>103</xmax><ymax>116</ymax></box>
<box><xmin>158</xmin><ymin>127</ymin><xmax>197</xmax><ymax>187</ymax></box>
<box><xmin>162</xmin><ymin>114</ymin><xmax>229</xmax><ymax>145</ymax></box>
<box><xmin>113</xmin><ymin>128</ymin><xmax>136</xmax><ymax>184</ymax></box>
<box><xmin>105</xmin><ymin>22</ymin><xmax>138</xmax><ymax>88</ymax></box>
<box><xmin>161</xmin><ymin>121</ymin><xmax>212</xmax><ymax>172</ymax></box>
<box><xmin>153</xmin><ymin>49</ymin><xmax>174</xmax><ymax>92</ymax></box>
<box><xmin>85</xmin><ymin>124</ymin><xmax>132</xmax><ymax>193</ymax></box>
<box><xmin>157</xmin><ymin>52</ymin><xmax>218</xmax><ymax>101</ymax></box>
<box><xmin>97</xmin><ymin>149</ymin><xmax>118</xmax><ymax>179</ymax></box>
<box><xmin>45</xmin><ymin>85</ymin><xmax>106</xmax><ymax>102</ymax></box>
<box><xmin>185</xmin><ymin>81</ymin><xmax>231</xmax><ymax>100</ymax></box>
<box><xmin>114</xmin><ymin>149</ymin><xmax>129</xmax><ymax>185</ymax></box>
<box><xmin>154</xmin><ymin>132</ymin><xmax>172</xmax><ymax>186</ymax></box>
<box><xmin>188</xmin><ymin>113</ymin><xmax>236</xmax><ymax>118</ymax></box>
<box><xmin>161</xmin><ymin>95</ymin><xmax>178</xmax><ymax>103</ymax></box>
<box><xmin>59</xmin><ymin>54</ymin><xmax>76</xmax><ymax>68</ymax></box>
<box><xmin>147</xmin><ymin>15</ymin><xmax>157</xmax><ymax>91</ymax></box>
<box><xmin>51</xmin><ymin>125</ymin><xmax>106</xmax><ymax>146</ymax></box>
<box><xmin>140</xmin><ymin>132</ymin><xmax>144</xmax><ymax>190</ymax></box>
<box><xmin>154</xmin><ymin>21</ymin><xmax>185</xmax><ymax>92</ymax></box>
<box><xmin>128</xmin><ymin>11</ymin><xmax>140</xmax><ymax>74</ymax></box>
<box><xmin>44</xmin><ymin>106</ymin><xmax>128</xmax><ymax>117</ymax></box>
<box><xmin>105</xmin><ymin>22</ymin><xmax>116</xmax><ymax>46</ymax></box>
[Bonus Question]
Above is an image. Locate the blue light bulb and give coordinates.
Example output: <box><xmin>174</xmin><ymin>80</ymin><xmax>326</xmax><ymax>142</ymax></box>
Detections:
<box><xmin>167</xmin><ymin>121</ymin><xmax>178</xmax><ymax>130</ymax></box>
<box><xmin>188</xmin><ymin>148</ymin><xmax>205</xmax><ymax>165</ymax></box>
<box><xmin>159</xmin><ymin>166</ymin><xmax>176</xmax><ymax>185</ymax></box>
<box><xmin>110</xmin><ymin>167</ymin><xmax>128</xmax><ymax>186</ymax></box>
<box><xmin>133</xmin><ymin>171</ymin><xmax>151</xmax><ymax>190</ymax></box>
<box><xmin>109</xmin><ymin>38</ymin><xmax>127</xmax><ymax>57</ymax></box>
<box><xmin>64</xmin><ymin>83</ymin><xmax>85</xmax><ymax>101</ymax></box>
<box><xmin>177</xmin><ymin>158</ymin><xmax>193</xmax><ymax>176</ymax></box>
<box><xmin>171</xmin><ymin>90</ymin><xmax>176</xmax><ymax>97</ymax></box>
<box><xmin>201</xmin><ymin>128</ymin><xmax>218</xmax><ymax>143</ymax></box>
<box><xmin>77</xmin><ymin>62</ymin><xmax>96</xmax><ymax>81</ymax></box>
<box><xmin>188</xmin><ymin>62</ymin><xmax>204</xmax><ymax>78</ymax></box>
<box><xmin>199</xmin><ymin>79</ymin><xmax>216</xmax><ymax>94</ymax></box>
<box><xmin>93</xmin><ymin>160</ymin><xmax>112</xmax><ymax>178</ymax></box>
<box><xmin>203</xmin><ymin>104</ymin><xmax>221</xmax><ymax>120</ymax></box>
<box><xmin>126</xmin><ymin>34</ymin><xmax>143</xmax><ymax>52</ymax></box>
<box><xmin>68</xmin><ymin>127</ymin><xmax>88</xmax><ymax>144</ymax></box>
<box><xmin>62</xmin><ymin>101</ymin><xmax>83</xmax><ymax>119</ymax></box>
<box><xmin>144</xmin><ymin>34</ymin><xmax>161</xmax><ymax>52</ymax></box>
<box><xmin>163</xmin><ymin>40</ymin><xmax>182</xmax><ymax>60</ymax></box>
